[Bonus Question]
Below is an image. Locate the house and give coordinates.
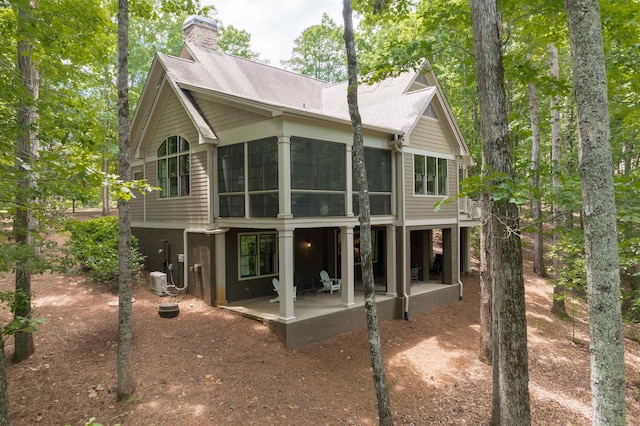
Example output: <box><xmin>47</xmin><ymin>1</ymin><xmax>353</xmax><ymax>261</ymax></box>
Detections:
<box><xmin>130</xmin><ymin>16</ymin><xmax>480</xmax><ymax>348</ymax></box>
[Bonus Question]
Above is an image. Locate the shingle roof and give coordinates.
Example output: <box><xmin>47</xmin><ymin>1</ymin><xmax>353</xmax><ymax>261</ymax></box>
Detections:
<box><xmin>158</xmin><ymin>41</ymin><xmax>435</xmax><ymax>134</ymax></box>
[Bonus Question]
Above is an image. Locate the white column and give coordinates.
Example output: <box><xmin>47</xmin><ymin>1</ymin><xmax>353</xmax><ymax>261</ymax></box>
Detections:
<box><xmin>277</xmin><ymin>136</ymin><xmax>293</xmax><ymax>218</ymax></box>
<box><xmin>214</xmin><ymin>232</ymin><xmax>227</xmax><ymax>305</ymax></box>
<box><xmin>211</xmin><ymin>147</ymin><xmax>218</xmax><ymax>221</ymax></box>
<box><xmin>345</xmin><ymin>145</ymin><xmax>354</xmax><ymax>217</ymax></box>
<box><xmin>385</xmin><ymin>225</ymin><xmax>397</xmax><ymax>296</ymax></box>
<box><xmin>278</xmin><ymin>229</ymin><xmax>295</xmax><ymax>320</ymax></box>
<box><xmin>340</xmin><ymin>226</ymin><xmax>355</xmax><ymax>306</ymax></box>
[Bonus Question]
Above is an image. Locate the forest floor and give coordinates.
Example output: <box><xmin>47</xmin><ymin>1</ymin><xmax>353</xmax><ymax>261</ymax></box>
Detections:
<box><xmin>1</xmin><ymin>222</ymin><xmax>640</xmax><ymax>425</ymax></box>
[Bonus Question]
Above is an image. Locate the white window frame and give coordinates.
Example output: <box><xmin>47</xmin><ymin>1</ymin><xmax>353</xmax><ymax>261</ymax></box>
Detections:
<box><xmin>157</xmin><ymin>136</ymin><xmax>190</xmax><ymax>199</ymax></box>
<box><xmin>238</xmin><ymin>232</ymin><xmax>278</xmax><ymax>280</ymax></box>
<box><xmin>414</xmin><ymin>154</ymin><xmax>448</xmax><ymax>196</ymax></box>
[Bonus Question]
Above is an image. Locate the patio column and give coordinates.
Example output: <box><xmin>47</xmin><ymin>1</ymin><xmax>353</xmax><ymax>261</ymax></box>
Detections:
<box><xmin>345</xmin><ymin>146</ymin><xmax>354</xmax><ymax>217</ymax></box>
<box><xmin>214</xmin><ymin>232</ymin><xmax>227</xmax><ymax>305</ymax></box>
<box><xmin>385</xmin><ymin>225</ymin><xmax>397</xmax><ymax>296</ymax></box>
<box><xmin>277</xmin><ymin>136</ymin><xmax>292</xmax><ymax>218</ymax></box>
<box><xmin>340</xmin><ymin>226</ymin><xmax>355</xmax><ymax>306</ymax></box>
<box><xmin>278</xmin><ymin>229</ymin><xmax>295</xmax><ymax>320</ymax></box>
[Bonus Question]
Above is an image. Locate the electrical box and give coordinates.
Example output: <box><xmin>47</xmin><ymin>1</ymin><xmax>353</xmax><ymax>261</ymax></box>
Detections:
<box><xmin>177</xmin><ymin>253</ymin><xmax>185</xmax><ymax>263</ymax></box>
<box><xmin>150</xmin><ymin>271</ymin><xmax>167</xmax><ymax>294</ymax></box>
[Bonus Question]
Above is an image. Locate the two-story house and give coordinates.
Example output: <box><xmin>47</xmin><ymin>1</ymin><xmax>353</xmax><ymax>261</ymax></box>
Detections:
<box><xmin>130</xmin><ymin>16</ymin><xmax>479</xmax><ymax>348</ymax></box>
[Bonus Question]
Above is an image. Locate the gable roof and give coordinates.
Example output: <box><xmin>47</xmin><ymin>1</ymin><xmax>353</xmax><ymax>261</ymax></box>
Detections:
<box><xmin>131</xmin><ymin>40</ymin><xmax>469</xmax><ymax>157</ymax></box>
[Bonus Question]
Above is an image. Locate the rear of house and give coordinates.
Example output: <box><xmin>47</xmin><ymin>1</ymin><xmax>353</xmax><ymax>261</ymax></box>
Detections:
<box><xmin>129</xmin><ymin>16</ymin><xmax>479</xmax><ymax>347</ymax></box>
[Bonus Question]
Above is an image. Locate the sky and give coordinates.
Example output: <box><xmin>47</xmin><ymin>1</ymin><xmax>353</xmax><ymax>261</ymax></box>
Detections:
<box><xmin>203</xmin><ymin>0</ymin><xmax>346</xmax><ymax>66</ymax></box>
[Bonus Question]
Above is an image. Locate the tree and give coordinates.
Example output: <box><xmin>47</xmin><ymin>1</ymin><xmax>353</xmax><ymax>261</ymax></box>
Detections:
<box><xmin>549</xmin><ymin>42</ymin><xmax>567</xmax><ymax>317</ymax></box>
<box><xmin>218</xmin><ymin>24</ymin><xmax>265</xmax><ymax>62</ymax></box>
<box><xmin>12</xmin><ymin>0</ymin><xmax>39</xmax><ymax>364</ymax></box>
<box><xmin>342</xmin><ymin>1</ymin><xmax>393</xmax><ymax>424</ymax></box>
<box><xmin>283</xmin><ymin>13</ymin><xmax>347</xmax><ymax>82</ymax></box>
<box><xmin>469</xmin><ymin>0</ymin><xmax>530</xmax><ymax>424</ymax></box>
<box><xmin>527</xmin><ymin>76</ymin><xmax>546</xmax><ymax>277</ymax></box>
<box><xmin>564</xmin><ymin>0</ymin><xmax>626</xmax><ymax>423</ymax></box>
<box><xmin>116</xmin><ymin>0</ymin><xmax>135</xmax><ymax>400</ymax></box>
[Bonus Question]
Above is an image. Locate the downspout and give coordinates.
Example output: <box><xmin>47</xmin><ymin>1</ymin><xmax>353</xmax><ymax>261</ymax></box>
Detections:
<box><xmin>183</xmin><ymin>227</ymin><xmax>229</xmax><ymax>292</ymax></box>
<box><xmin>390</xmin><ymin>135</ymin><xmax>410</xmax><ymax>320</ymax></box>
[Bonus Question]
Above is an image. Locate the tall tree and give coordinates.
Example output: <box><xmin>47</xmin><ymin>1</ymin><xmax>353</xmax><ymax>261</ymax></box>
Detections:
<box><xmin>13</xmin><ymin>0</ymin><xmax>39</xmax><ymax>364</ymax></box>
<box><xmin>0</xmin><ymin>335</ymin><xmax>8</xmax><ymax>426</ymax></box>
<box><xmin>116</xmin><ymin>0</ymin><xmax>135</xmax><ymax>400</ymax></box>
<box><xmin>283</xmin><ymin>13</ymin><xmax>347</xmax><ymax>82</ymax></box>
<box><xmin>527</xmin><ymin>77</ymin><xmax>546</xmax><ymax>277</ymax></box>
<box><xmin>549</xmin><ymin>42</ymin><xmax>567</xmax><ymax>317</ymax></box>
<box><xmin>218</xmin><ymin>24</ymin><xmax>265</xmax><ymax>62</ymax></box>
<box><xmin>469</xmin><ymin>0</ymin><xmax>530</xmax><ymax>424</ymax></box>
<box><xmin>564</xmin><ymin>0</ymin><xmax>626</xmax><ymax>423</ymax></box>
<box><xmin>342</xmin><ymin>1</ymin><xmax>393</xmax><ymax>424</ymax></box>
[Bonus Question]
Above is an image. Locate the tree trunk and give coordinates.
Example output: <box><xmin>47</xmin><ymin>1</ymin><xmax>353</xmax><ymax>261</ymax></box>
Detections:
<box><xmin>479</xmin><ymin>177</ymin><xmax>492</xmax><ymax>365</ymax></box>
<box><xmin>13</xmin><ymin>0</ymin><xmax>39</xmax><ymax>364</ymax></box>
<box><xmin>343</xmin><ymin>2</ymin><xmax>392</xmax><ymax>424</ymax></box>
<box><xmin>527</xmin><ymin>80</ymin><xmax>546</xmax><ymax>277</ymax></box>
<box><xmin>564</xmin><ymin>1</ymin><xmax>626</xmax><ymax>424</ymax></box>
<box><xmin>469</xmin><ymin>1</ymin><xmax>531</xmax><ymax>424</ymax></box>
<box><xmin>0</xmin><ymin>338</ymin><xmax>10</xmax><ymax>426</ymax></box>
<box><xmin>102</xmin><ymin>157</ymin><xmax>110</xmax><ymax>216</ymax></box>
<box><xmin>116</xmin><ymin>0</ymin><xmax>135</xmax><ymax>400</ymax></box>
<box><xmin>549</xmin><ymin>43</ymin><xmax>567</xmax><ymax>317</ymax></box>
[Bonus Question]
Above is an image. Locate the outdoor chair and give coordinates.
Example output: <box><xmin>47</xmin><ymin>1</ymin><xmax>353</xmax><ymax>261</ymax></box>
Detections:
<box><xmin>319</xmin><ymin>270</ymin><xmax>341</xmax><ymax>294</ymax></box>
<box><xmin>411</xmin><ymin>267</ymin><xmax>421</xmax><ymax>284</ymax></box>
<box><xmin>269</xmin><ymin>278</ymin><xmax>296</xmax><ymax>303</ymax></box>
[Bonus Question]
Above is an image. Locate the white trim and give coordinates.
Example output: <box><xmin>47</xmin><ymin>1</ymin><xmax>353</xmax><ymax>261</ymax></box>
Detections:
<box><xmin>132</xmin><ymin>221</ymin><xmax>214</xmax><ymax>229</ymax></box>
<box><xmin>403</xmin><ymin>147</ymin><xmax>455</xmax><ymax>160</ymax></box>
<box><xmin>405</xmin><ymin>218</ymin><xmax>458</xmax><ymax>227</ymax></box>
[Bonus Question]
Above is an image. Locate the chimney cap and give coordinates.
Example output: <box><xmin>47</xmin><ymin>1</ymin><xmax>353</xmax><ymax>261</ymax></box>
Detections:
<box><xmin>183</xmin><ymin>15</ymin><xmax>218</xmax><ymax>31</ymax></box>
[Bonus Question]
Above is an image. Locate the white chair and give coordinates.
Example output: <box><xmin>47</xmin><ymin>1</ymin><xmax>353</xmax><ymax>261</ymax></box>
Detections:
<box><xmin>319</xmin><ymin>270</ymin><xmax>341</xmax><ymax>294</ymax></box>
<box><xmin>269</xmin><ymin>278</ymin><xmax>296</xmax><ymax>303</ymax></box>
<box><xmin>411</xmin><ymin>267</ymin><xmax>421</xmax><ymax>285</ymax></box>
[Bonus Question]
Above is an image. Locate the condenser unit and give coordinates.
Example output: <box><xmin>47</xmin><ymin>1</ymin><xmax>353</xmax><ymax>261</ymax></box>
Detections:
<box><xmin>150</xmin><ymin>271</ymin><xmax>167</xmax><ymax>294</ymax></box>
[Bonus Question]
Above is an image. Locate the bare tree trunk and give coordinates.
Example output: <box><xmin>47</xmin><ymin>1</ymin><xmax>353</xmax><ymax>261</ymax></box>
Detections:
<box><xmin>549</xmin><ymin>43</ymin><xmax>567</xmax><ymax>317</ymax></box>
<box><xmin>470</xmin><ymin>1</ymin><xmax>530</xmax><ymax>424</ymax></box>
<box><xmin>116</xmin><ymin>0</ymin><xmax>135</xmax><ymax>400</ymax></box>
<box><xmin>0</xmin><ymin>338</ymin><xmax>10</xmax><ymax>426</ymax></box>
<box><xmin>564</xmin><ymin>1</ymin><xmax>626</xmax><ymax>424</ymax></box>
<box><xmin>102</xmin><ymin>157</ymin><xmax>110</xmax><ymax>216</ymax></box>
<box><xmin>527</xmin><ymin>80</ymin><xmax>546</xmax><ymax>277</ymax></box>
<box><xmin>13</xmin><ymin>0</ymin><xmax>39</xmax><ymax>364</ymax></box>
<box><xmin>343</xmin><ymin>2</ymin><xmax>392</xmax><ymax>424</ymax></box>
<box><xmin>479</xmin><ymin>178</ymin><xmax>492</xmax><ymax>365</ymax></box>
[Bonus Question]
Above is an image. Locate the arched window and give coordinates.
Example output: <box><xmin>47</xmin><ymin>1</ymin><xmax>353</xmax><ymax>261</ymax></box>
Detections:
<box><xmin>157</xmin><ymin>136</ymin><xmax>189</xmax><ymax>198</ymax></box>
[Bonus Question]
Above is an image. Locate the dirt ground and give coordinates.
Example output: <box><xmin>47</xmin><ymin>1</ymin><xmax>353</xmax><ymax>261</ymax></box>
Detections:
<box><xmin>2</xmin><ymin>241</ymin><xmax>640</xmax><ymax>425</ymax></box>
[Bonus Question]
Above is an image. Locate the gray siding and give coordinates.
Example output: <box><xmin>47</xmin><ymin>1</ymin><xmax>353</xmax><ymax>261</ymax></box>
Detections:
<box><xmin>404</xmin><ymin>153</ymin><xmax>457</xmax><ymax>221</ymax></box>
<box><xmin>191</xmin><ymin>93</ymin><xmax>266</xmax><ymax>131</ymax></box>
<box><xmin>410</xmin><ymin>117</ymin><xmax>453</xmax><ymax>155</ymax></box>
<box><xmin>143</xmin><ymin>92</ymin><xmax>209</xmax><ymax>223</ymax></box>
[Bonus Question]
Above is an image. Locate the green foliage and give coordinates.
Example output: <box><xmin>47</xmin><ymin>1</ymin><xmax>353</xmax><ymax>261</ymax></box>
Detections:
<box><xmin>62</xmin><ymin>217</ymin><xmax>145</xmax><ymax>284</ymax></box>
<box><xmin>0</xmin><ymin>288</ymin><xmax>45</xmax><ymax>336</ymax></box>
<box><xmin>281</xmin><ymin>13</ymin><xmax>347</xmax><ymax>82</ymax></box>
<box><xmin>218</xmin><ymin>24</ymin><xmax>266</xmax><ymax>63</ymax></box>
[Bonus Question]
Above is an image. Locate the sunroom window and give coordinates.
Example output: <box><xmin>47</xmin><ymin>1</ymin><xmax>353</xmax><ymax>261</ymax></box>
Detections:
<box><xmin>157</xmin><ymin>136</ymin><xmax>189</xmax><ymax>198</ymax></box>
<box><xmin>414</xmin><ymin>154</ymin><xmax>447</xmax><ymax>196</ymax></box>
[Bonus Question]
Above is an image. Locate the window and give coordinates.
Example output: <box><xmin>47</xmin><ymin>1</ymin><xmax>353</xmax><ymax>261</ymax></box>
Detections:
<box><xmin>218</xmin><ymin>138</ymin><xmax>279</xmax><ymax>218</ymax></box>
<box><xmin>414</xmin><ymin>154</ymin><xmax>447</xmax><ymax>196</ymax></box>
<box><xmin>239</xmin><ymin>233</ymin><xmax>278</xmax><ymax>279</ymax></box>
<box><xmin>353</xmin><ymin>148</ymin><xmax>392</xmax><ymax>215</ymax></box>
<box><xmin>291</xmin><ymin>137</ymin><xmax>345</xmax><ymax>217</ymax></box>
<box><xmin>157</xmin><ymin>136</ymin><xmax>189</xmax><ymax>198</ymax></box>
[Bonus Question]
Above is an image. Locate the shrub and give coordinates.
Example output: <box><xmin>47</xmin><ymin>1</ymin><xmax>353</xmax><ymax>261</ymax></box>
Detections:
<box><xmin>63</xmin><ymin>216</ymin><xmax>145</xmax><ymax>284</ymax></box>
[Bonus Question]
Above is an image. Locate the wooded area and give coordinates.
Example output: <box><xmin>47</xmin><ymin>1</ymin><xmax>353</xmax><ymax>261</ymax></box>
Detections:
<box><xmin>0</xmin><ymin>0</ymin><xmax>639</xmax><ymax>424</ymax></box>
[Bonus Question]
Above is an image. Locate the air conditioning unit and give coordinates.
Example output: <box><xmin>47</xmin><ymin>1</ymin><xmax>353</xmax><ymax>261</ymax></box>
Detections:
<box><xmin>150</xmin><ymin>271</ymin><xmax>167</xmax><ymax>294</ymax></box>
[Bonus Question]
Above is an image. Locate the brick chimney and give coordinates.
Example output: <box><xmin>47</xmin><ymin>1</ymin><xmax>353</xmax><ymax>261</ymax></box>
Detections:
<box><xmin>182</xmin><ymin>16</ymin><xmax>218</xmax><ymax>50</ymax></box>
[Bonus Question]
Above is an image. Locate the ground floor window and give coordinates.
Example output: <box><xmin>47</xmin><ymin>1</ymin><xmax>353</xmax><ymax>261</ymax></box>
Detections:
<box><xmin>239</xmin><ymin>232</ymin><xmax>278</xmax><ymax>279</ymax></box>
